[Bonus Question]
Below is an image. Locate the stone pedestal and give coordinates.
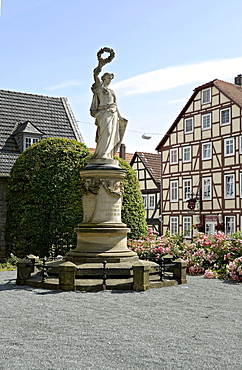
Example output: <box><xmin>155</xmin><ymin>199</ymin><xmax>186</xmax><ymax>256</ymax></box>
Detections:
<box><xmin>65</xmin><ymin>158</ymin><xmax>139</xmax><ymax>264</ymax></box>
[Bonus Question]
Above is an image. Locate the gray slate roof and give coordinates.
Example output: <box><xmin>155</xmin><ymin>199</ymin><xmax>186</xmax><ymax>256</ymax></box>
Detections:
<box><xmin>0</xmin><ymin>89</ymin><xmax>84</xmax><ymax>177</ymax></box>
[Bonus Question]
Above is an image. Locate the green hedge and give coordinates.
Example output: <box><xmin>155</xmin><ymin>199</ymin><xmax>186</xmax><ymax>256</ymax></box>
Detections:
<box><xmin>6</xmin><ymin>139</ymin><xmax>147</xmax><ymax>257</ymax></box>
<box><xmin>116</xmin><ymin>157</ymin><xmax>148</xmax><ymax>239</ymax></box>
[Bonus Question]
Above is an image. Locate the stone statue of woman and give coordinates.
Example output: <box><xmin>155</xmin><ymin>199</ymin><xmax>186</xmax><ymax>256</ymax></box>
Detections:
<box><xmin>90</xmin><ymin>48</ymin><xmax>127</xmax><ymax>160</ymax></box>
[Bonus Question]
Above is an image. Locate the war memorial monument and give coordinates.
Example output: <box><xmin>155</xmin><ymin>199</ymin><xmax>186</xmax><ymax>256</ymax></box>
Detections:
<box><xmin>16</xmin><ymin>48</ymin><xmax>186</xmax><ymax>291</ymax></box>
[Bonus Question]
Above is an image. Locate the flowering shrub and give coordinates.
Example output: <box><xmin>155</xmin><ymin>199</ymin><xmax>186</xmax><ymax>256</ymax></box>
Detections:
<box><xmin>226</xmin><ymin>257</ymin><xmax>242</xmax><ymax>282</ymax></box>
<box><xmin>128</xmin><ymin>230</ymin><xmax>242</xmax><ymax>281</ymax></box>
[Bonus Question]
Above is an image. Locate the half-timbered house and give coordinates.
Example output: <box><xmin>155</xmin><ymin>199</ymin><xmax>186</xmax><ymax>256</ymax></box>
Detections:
<box><xmin>0</xmin><ymin>89</ymin><xmax>83</xmax><ymax>257</ymax></box>
<box><xmin>156</xmin><ymin>75</ymin><xmax>242</xmax><ymax>237</ymax></box>
<box><xmin>130</xmin><ymin>152</ymin><xmax>161</xmax><ymax>234</ymax></box>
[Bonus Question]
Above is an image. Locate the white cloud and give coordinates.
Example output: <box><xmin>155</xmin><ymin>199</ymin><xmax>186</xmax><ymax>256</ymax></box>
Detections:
<box><xmin>165</xmin><ymin>98</ymin><xmax>188</xmax><ymax>105</ymax></box>
<box><xmin>112</xmin><ymin>57</ymin><xmax>242</xmax><ymax>95</ymax></box>
<box><xmin>46</xmin><ymin>79</ymin><xmax>83</xmax><ymax>91</ymax></box>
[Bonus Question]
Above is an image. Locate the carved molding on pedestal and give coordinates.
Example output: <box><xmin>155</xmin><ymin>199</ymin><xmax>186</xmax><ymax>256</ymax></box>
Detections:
<box><xmin>81</xmin><ymin>178</ymin><xmax>124</xmax><ymax>198</ymax></box>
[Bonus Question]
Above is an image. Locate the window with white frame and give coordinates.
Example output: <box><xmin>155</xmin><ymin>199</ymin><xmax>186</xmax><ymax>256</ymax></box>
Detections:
<box><xmin>184</xmin><ymin>117</ymin><xmax>193</xmax><ymax>134</ymax></box>
<box><xmin>240</xmin><ymin>173</ymin><xmax>242</xmax><ymax>198</ymax></box>
<box><xmin>170</xmin><ymin>180</ymin><xmax>178</xmax><ymax>202</ymax></box>
<box><xmin>148</xmin><ymin>194</ymin><xmax>155</xmax><ymax>209</ymax></box>
<box><xmin>183</xmin><ymin>146</ymin><xmax>191</xmax><ymax>162</ymax></box>
<box><xmin>142</xmin><ymin>195</ymin><xmax>147</xmax><ymax>209</ymax></box>
<box><xmin>24</xmin><ymin>137</ymin><xmax>39</xmax><ymax>150</ymax></box>
<box><xmin>225</xmin><ymin>216</ymin><xmax>235</xmax><ymax>235</ymax></box>
<box><xmin>224</xmin><ymin>174</ymin><xmax>235</xmax><ymax>199</ymax></box>
<box><xmin>202</xmin><ymin>177</ymin><xmax>212</xmax><ymax>200</ymax></box>
<box><xmin>202</xmin><ymin>142</ymin><xmax>212</xmax><ymax>160</ymax></box>
<box><xmin>240</xmin><ymin>136</ymin><xmax>242</xmax><ymax>154</ymax></box>
<box><xmin>170</xmin><ymin>148</ymin><xmax>178</xmax><ymax>164</ymax></box>
<box><xmin>183</xmin><ymin>216</ymin><xmax>192</xmax><ymax>238</ymax></box>
<box><xmin>202</xmin><ymin>88</ymin><xmax>211</xmax><ymax>104</ymax></box>
<box><xmin>224</xmin><ymin>137</ymin><xmax>234</xmax><ymax>156</ymax></box>
<box><xmin>202</xmin><ymin>113</ymin><xmax>211</xmax><ymax>130</ymax></box>
<box><xmin>170</xmin><ymin>216</ymin><xmax>179</xmax><ymax>234</ymax></box>
<box><xmin>183</xmin><ymin>179</ymin><xmax>192</xmax><ymax>201</ymax></box>
<box><xmin>220</xmin><ymin>108</ymin><xmax>230</xmax><ymax>125</ymax></box>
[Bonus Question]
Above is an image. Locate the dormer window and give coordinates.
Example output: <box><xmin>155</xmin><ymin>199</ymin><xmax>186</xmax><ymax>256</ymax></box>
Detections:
<box><xmin>202</xmin><ymin>88</ymin><xmax>211</xmax><ymax>104</ymax></box>
<box><xmin>24</xmin><ymin>137</ymin><xmax>39</xmax><ymax>150</ymax></box>
<box><xmin>13</xmin><ymin>121</ymin><xmax>43</xmax><ymax>153</ymax></box>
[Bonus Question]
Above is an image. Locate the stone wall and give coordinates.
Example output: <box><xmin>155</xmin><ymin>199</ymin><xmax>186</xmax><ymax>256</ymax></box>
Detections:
<box><xmin>0</xmin><ymin>178</ymin><xmax>8</xmax><ymax>258</ymax></box>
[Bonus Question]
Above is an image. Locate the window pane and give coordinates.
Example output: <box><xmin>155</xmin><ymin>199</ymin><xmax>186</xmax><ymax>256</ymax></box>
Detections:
<box><xmin>203</xmin><ymin>177</ymin><xmax>211</xmax><ymax>199</ymax></box>
<box><xmin>183</xmin><ymin>217</ymin><xmax>192</xmax><ymax>238</ymax></box>
<box><xmin>225</xmin><ymin>138</ymin><xmax>234</xmax><ymax>155</ymax></box>
<box><xmin>183</xmin><ymin>147</ymin><xmax>191</xmax><ymax>162</ymax></box>
<box><xmin>202</xmin><ymin>114</ymin><xmax>211</xmax><ymax>129</ymax></box>
<box><xmin>203</xmin><ymin>143</ymin><xmax>211</xmax><ymax>159</ymax></box>
<box><xmin>170</xmin><ymin>149</ymin><xmax>178</xmax><ymax>163</ymax></box>
<box><xmin>225</xmin><ymin>216</ymin><xmax>235</xmax><ymax>234</ymax></box>
<box><xmin>202</xmin><ymin>89</ymin><xmax>211</xmax><ymax>104</ymax></box>
<box><xmin>221</xmin><ymin>109</ymin><xmax>230</xmax><ymax>124</ymax></box>
<box><xmin>142</xmin><ymin>195</ymin><xmax>147</xmax><ymax>209</ymax></box>
<box><xmin>185</xmin><ymin>118</ymin><xmax>193</xmax><ymax>133</ymax></box>
<box><xmin>25</xmin><ymin>137</ymin><xmax>32</xmax><ymax>148</ymax></box>
<box><xmin>170</xmin><ymin>217</ymin><xmax>178</xmax><ymax>234</ymax></box>
<box><xmin>183</xmin><ymin>179</ymin><xmax>191</xmax><ymax>200</ymax></box>
<box><xmin>170</xmin><ymin>180</ymin><xmax>178</xmax><ymax>201</ymax></box>
<box><xmin>149</xmin><ymin>195</ymin><xmax>155</xmax><ymax>209</ymax></box>
<box><xmin>240</xmin><ymin>173</ymin><xmax>242</xmax><ymax>198</ymax></box>
<box><xmin>25</xmin><ymin>137</ymin><xmax>39</xmax><ymax>149</ymax></box>
<box><xmin>225</xmin><ymin>175</ymin><xmax>234</xmax><ymax>198</ymax></box>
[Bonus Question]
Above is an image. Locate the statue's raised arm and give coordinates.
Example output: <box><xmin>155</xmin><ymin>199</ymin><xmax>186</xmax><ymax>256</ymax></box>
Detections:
<box><xmin>90</xmin><ymin>47</ymin><xmax>127</xmax><ymax>160</ymax></box>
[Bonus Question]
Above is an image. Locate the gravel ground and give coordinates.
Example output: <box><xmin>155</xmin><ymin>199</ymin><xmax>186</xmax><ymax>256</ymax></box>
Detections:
<box><xmin>0</xmin><ymin>271</ymin><xmax>241</xmax><ymax>370</ymax></box>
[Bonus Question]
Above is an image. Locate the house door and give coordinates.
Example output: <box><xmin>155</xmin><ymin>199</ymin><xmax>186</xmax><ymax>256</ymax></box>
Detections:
<box><xmin>205</xmin><ymin>222</ymin><xmax>216</xmax><ymax>235</ymax></box>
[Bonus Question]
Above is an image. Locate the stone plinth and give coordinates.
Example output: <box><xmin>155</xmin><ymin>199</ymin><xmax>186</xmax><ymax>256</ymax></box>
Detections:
<box><xmin>65</xmin><ymin>159</ymin><xmax>139</xmax><ymax>264</ymax></box>
<box><xmin>66</xmin><ymin>226</ymin><xmax>138</xmax><ymax>263</ymax></box>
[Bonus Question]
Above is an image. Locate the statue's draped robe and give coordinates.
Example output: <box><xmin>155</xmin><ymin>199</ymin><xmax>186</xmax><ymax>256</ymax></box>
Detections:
<box><xmin>90</xmin><ymin>84</ymin><xmax>127</xmax><ymax>159</ymax></box>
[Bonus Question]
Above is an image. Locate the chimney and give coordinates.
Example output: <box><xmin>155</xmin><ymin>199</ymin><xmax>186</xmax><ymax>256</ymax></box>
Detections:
<box><xmin>235</xmin><ymin>74</ymin><xmax>242</xmax><ymax>86</ymax></box>
<box><xmin>119</xmin><ymin>143</ymin><xmax>126</xmax><ymax>160</ymax></box>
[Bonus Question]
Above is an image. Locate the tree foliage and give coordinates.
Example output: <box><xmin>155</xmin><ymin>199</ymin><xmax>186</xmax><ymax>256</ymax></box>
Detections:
<box><xmin>6</xmin><ymin>139</ymin><xmax>147</xmax><ymax>258</ymax></box>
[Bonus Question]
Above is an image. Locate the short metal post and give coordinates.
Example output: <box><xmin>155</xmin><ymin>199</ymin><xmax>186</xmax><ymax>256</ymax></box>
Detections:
<box><xmin>41</xmin><ymin>258</ymin><xmax>49</xmax><ymax>282</ymax></box>
<box><xmin>158</xmin><ymin>258</ymin><xmax>164</xmax><ymax>281</ymax></box>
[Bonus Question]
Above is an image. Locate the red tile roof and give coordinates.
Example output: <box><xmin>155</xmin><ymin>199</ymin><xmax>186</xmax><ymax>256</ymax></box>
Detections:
<box><xmin>131</xmin><ymin>151</ymin><xmax>161</xmax><ymax>184</ymax></box>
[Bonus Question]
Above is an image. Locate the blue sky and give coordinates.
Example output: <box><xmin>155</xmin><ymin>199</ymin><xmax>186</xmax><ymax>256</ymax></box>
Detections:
<box><xmin>1</xmin><ymin>0</ymin><xmax>242</xmax><ymax>153</ymax></box>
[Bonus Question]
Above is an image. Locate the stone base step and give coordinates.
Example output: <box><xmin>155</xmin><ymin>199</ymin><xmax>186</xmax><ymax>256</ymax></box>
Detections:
<box><xmin>23</xmin><ymin>271</ymin><xmax>179</xmax><ymax>292</ymax></box>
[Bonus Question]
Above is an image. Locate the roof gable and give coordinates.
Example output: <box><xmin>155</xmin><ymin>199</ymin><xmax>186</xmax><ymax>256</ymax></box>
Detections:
<box><xmin>13</xmin><ymin>121</ymin><xmax>44</xmax><ymax>136</ymax></box>
<box><xmin>156</xmin><ymin>79</ymin><xmax>242</xmax><ymax>151</ymax></box>
<box><xmin>130</xmin><ymin>151</ymin><xmax>161</xmax><ymax>185</ymax></box>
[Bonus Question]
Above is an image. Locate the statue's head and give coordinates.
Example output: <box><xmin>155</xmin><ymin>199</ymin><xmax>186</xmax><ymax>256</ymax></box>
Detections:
<box><xmin>101</xmin><ymin>72</ymin><xmax>114</xmax><ymax>85</ymax></box>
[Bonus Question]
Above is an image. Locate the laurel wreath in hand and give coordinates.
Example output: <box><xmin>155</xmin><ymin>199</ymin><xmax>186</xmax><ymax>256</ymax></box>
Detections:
<box><xmin>97</xmin><ymin>47</ymin><xmax>115</xmax><ymax>65</ymax></box>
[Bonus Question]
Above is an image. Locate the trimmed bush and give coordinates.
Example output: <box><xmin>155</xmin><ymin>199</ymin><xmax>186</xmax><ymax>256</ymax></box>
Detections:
<box><xmin>5</xmin><ymin>138</ymin><xmax>91</xmax><ymax>257</ymax></box>
<box><xmin>116</xmin><ymin>157</ymin><xmax>148</xmax><ymax>239</ymax></box>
